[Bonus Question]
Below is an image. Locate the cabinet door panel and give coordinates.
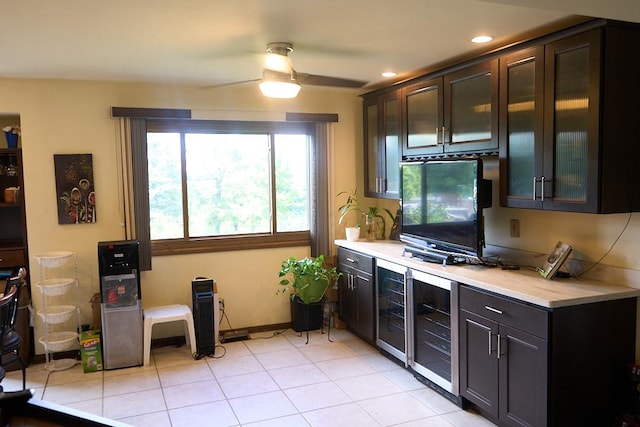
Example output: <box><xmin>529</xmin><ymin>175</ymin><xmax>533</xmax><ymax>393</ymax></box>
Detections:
<box><xmin>499</xmin><ymin>324</ymin><xmax>548</xmax><ymax>427</ymax></box>
<box><xmin>364</xmin><ymin>92</ymin><xmax>401</xmax><ymax>199</ymax></box>
<box><xmin>404</xmin><ymin>78</ymin><xmax>443</xmax><ymax>157</ymax></box>
<box><xmin>499</xmin><ymin>47</ymin><xmax>544</xmax><ymax>209</ymax></box>
<box><xmin>543</xmin><ymin>30</ymin><xmax>601</xmax><ymax>212</ymax></box>
<box><xmin>338</xmin><ymin>268</ymin><xmax>357</xmax><ymax>326</ymax></box>
<box><xmin>445</xmin><ymin>60</ymin><xmax>498</xmax><ymax>153</ymax></box>
<box><xmin>365</xmin><ymin>101</ymin><xmax>380</xmax><ymax>196</ymax></box>
<box><xmin>460</xmin><ymin>310</ymin><xmax>499</xmax><ymax>416</ymax></box>
<box><xmin>383</xmin><ymin>97</ymin><xmax>400</xmax><ymax>198</ymax></box>
<box><xmin>353</xmin><ymin>272</ymin><xmax>375</xmax><ymax>341</ymax></box>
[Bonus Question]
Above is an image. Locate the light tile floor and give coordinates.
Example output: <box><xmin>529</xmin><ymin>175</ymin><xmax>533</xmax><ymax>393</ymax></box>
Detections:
<box><xmin>2</xmin><ymin>329</ymin><xmax>497</xmax><ymax>426</ymax></box>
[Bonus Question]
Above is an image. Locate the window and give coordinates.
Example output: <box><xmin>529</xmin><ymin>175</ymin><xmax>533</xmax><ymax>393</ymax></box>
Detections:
<box><xmin>146</xmin><ymin>119</ymin><xmax>313</xmax><ymax>255</ymax></box>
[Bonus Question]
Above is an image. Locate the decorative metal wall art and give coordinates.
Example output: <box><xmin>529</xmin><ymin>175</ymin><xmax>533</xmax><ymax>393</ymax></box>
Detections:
<box><xmin>54</xmin><ymin>154</ymin><xmax>96</xmax><ymax>224</ymax></box>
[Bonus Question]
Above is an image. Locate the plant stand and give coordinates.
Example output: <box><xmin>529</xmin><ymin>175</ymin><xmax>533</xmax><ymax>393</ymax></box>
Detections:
<box><xmin>290</xmin><ymin>296</ymin><xmax>335</xmax><ymax>344</ymax></box>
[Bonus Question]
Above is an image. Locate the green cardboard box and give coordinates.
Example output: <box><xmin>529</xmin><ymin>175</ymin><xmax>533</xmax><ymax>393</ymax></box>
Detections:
<box><xmin>80</xmin><ymin>330</ymin><xmax>103</xmax><ymax>373</ymax></box>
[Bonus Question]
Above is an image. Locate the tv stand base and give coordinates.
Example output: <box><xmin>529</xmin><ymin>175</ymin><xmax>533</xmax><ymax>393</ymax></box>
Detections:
<box><xmin>403</xmin><ymin>245</ymin><xmax>465</xmax><ymax>265</ymax></box>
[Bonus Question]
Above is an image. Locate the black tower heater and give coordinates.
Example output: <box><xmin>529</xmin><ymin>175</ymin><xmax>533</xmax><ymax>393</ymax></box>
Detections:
<box><xmin>192</xmin><ymin>277</ymin><xmax>216</xmax><ymax>356</ymax></box>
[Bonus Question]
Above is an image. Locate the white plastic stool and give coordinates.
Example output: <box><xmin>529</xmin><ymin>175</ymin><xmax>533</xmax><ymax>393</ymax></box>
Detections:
<box><xmin>143</xmin><ymin>304</ymin><xmax>197</xmax><ymax>366</ymax></box>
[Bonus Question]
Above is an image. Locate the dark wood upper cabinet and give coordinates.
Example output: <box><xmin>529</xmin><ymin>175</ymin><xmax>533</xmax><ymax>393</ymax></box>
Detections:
<box><xmin>499</xmin><ymin>46</ymin><xmax>545</xmax><ymax>209</ymax></box>
<box><xmin>402</xmin><ymin>60</ymin><xmax>498</xmax><ymax>158</ymax></box>
<box><xmin>500</xmin><ymin>24</ymin><xmax>640</xmax><ymax>213</ymax></box>
<box><xmin>366</xmin><ymin>19</ymin><xmax>640</xmax><ymax>213</ymax></box>
<box><xmin>363</xmin><ymin>90</ymin><xmax>401</xmax><ymax>199</ymax></box>
<box><xmin>403</xmin><ymin>77</ymin><xmax>443</xmax><ymax>157</ymax></box>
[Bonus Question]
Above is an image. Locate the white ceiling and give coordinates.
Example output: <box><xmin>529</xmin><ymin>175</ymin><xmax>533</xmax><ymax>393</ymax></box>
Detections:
<box><xmin>1</xmin><ymin>0</ymin><xmax>639</xmax><ymax>91</ymax></box>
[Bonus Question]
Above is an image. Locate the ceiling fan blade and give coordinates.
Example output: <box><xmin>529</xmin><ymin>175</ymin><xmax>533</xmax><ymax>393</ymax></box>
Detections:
<box><xmin>297</xmin><ymin>73</ymin><xmax>368</xmax><ymax>88</ymax></box>
<box><xmin>201</xmin><ymin>78</ymin><xmax>260</xmax><ymax>90</ymax></box>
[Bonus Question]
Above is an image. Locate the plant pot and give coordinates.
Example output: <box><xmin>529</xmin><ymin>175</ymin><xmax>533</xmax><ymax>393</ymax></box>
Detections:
<box><xmin>290</xmin><ymin>295</ymin><xmax>323</xmax><ymax>332</ymax></box>
<box><xmin>345</xmin><ymin>226</ymin><xmax>360</xmax><ymax>241</ymax></box>
<box><xmin>293</xmin><ymin>275</ymin><xmax>329</xmax><ymax>304</ymax></box>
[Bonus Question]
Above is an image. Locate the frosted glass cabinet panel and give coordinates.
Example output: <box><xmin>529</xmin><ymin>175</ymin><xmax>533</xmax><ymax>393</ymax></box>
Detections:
<box><xmin>449</xmin><ymin>72</ymin><xmax>492</xmax><ymax>144</ymax></box>
<box><xmin>500</xmin><ymin>25</ymin><xmax>640</xmax><ymax>213</ymax></box>
<box><xmin>404</xmin><ymin>78</ymin><xmax>442</xmax><ymax>155</ymax></box>
<box><xmin>499</xmin><ymin>46</ymin><xmax>544</xmax><ymax>209</ymax></box>
<box><xmin>551</xmin><ymin>45</ymin><xmax>589</xmax><ymax>202</ymax></box>
<box><xmin>402</xmin><ymin>60</ymin><xmax>498</xmax><ymax>158</ymax></box>
<box><xmin>363</xmin><ymin>91</ymin><xmax>401</xmax><ymax>199</ymax></box>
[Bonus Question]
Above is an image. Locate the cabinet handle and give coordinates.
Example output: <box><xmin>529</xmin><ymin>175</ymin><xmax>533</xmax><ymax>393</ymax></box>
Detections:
<box><xmin>485</xmin><ymin>305</ymin><xmax>503</xmax><ymax>315</ymax></box>
<box><xmin>497</xmin><ymin>334</ymin><xmax>502</xmax><ymax>359</ymax></box>
<box><xmin>532</xmin><ymin>176</ymin><xmax>537</xmax><ymax>201</ymax></box>
<box><xmin>541</xmin><ymin>176</ymin><xmax>545</xmax><ymax>201</ymax></box>
<box><xmin>346</xmin><ymin>257</ymin><xmax>356</xmax><ymax>264</ymax></box>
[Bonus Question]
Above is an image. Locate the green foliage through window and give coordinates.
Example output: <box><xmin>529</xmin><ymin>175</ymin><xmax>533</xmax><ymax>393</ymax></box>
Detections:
<box><xmin>147</xmin><ymin>121</ymin><xmax>311</xmax><ymax>242</ymax></box>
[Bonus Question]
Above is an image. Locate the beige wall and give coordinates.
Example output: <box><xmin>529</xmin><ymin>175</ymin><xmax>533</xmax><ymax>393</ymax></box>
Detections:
<box><xmin>1</xmin><ymin>77</ymin><xmax>639</xmax><ymax>356</ymax></box>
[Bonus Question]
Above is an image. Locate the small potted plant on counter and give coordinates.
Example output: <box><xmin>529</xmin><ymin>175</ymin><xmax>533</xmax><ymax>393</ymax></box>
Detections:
<box><xmin>278</xmin><ymin>255</ymin><xmax>341</xmax><ymax>332</ymax></box>
<box><xmin>337</xmin><ymin>189</ymin><xmax>364</xmax><ymax>241</ymax></box>
<box><xmin>364</xmin><ymin>206</ymin><xmax>396</xmax><ymax>241</ymax></box>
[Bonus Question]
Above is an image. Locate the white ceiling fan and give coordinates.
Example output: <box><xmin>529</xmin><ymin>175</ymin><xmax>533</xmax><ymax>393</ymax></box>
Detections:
<box><xmin>207</xmin><ymin>42</ymin><xmax>369</xmax><ymax>98</ymax></box>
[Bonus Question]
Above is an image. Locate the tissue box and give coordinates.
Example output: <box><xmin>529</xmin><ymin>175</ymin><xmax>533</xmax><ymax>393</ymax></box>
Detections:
<box><xmin>80</xmin><ymin>330</ymin><xmax>103</xmax><ymax>373</ymax></box>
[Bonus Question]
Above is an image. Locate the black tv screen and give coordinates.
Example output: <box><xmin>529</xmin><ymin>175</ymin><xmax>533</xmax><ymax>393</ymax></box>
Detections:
<box><xmin>400</xmin><ymin>158</ymin><xmax>491</xmax><ymax>260</ymax></box>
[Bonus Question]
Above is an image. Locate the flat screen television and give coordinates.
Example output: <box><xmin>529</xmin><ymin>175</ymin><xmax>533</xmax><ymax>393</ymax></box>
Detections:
<box><xmin>400</xmin><ymin>158</ymin><xmax>492</xmax><ymax>263</ymax></box>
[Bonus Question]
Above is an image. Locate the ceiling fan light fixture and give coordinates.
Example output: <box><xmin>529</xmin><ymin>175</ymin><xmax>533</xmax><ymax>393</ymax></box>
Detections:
<box><xmin>259</xmin><ymin>70</ymin><xmax>301</xmax><ymax>98</ymax></box>
<box><xmin>259</xmin><ymin>80</ymin><xmax>301</xmax><ymax>98</ymax></box>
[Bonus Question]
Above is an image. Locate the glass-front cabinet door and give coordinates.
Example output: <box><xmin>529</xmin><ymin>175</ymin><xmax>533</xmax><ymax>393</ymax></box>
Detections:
<box><xmin>499</xmin><ymin>46</ymin><xmax>544</xmax><ymax>209</ymax></box>
<box><xmin>500</xmin><ymin>30</ymin><xmax>601</xmax><ymax>212</ymax></box>
<box><xmin>444</xmin><ymin>59</ymin><xmax>498</xmax><ymax>154</ymax></box>
<box><xmin>402</xmin><ymin>60</ymin><xmax>498</xmax><ymax>159</ymax></box>
<box><xmin>543</xmin><ymin>30</ymin><xmax>600</xmax><ymax>212</ymax></box>
<box><xmin>364</xmin><ymin>98</ymin><xmax>379</xmax><ymax>196</ymax></box>
<box><xmin>363</xmin><ymin>91</ymin><xmax>400</xmax><ymax>199</ymax></box>
<box><xmin>403</xmin><ymin>77</ymin><xmax>443</xmax><ymax>157</ymax></box>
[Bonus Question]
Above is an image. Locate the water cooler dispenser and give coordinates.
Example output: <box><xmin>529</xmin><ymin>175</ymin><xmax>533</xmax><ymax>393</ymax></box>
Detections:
<box><xmin>98</xmin><ymin>240</ymin><xmax>143</xmax><ymax>369</ymax></box>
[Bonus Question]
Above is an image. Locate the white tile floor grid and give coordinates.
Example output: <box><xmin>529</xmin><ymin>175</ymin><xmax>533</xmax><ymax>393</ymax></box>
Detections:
<box><xmin>1</xmin><ymin>329</ymin><xmax>497</xmax><ymax>426</ymax></box>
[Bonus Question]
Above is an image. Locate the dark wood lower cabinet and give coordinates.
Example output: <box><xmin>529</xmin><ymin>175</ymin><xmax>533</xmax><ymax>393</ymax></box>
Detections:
<box><xmin>460</xmin><ymin>284</ymin><xmax>635</xmax><ymax>427</ymax></box>
<box><xmin>337</xmin><ymin>247</ymin><xmax>375</xmax><ymax>343</ymax></box>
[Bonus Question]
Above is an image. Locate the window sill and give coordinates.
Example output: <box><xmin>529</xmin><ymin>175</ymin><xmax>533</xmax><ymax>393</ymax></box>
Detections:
<box><xmin>151</xmin><ymin>232</ymin><xmax>310</xmax><ymax>256</ymax></box>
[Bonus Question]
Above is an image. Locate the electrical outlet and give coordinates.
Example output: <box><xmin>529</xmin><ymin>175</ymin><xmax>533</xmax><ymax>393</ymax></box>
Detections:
<box><xmin>510</xmin><ymin>219</ymin><xmax>520</xmax><ymax>238</ymax></box>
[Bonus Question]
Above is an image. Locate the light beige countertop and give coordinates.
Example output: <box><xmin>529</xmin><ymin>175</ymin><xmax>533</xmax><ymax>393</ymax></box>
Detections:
<box><xmin>335</xmin><ymin>240</ymin><xmax>640</xmax><ymax>309</ymax></box>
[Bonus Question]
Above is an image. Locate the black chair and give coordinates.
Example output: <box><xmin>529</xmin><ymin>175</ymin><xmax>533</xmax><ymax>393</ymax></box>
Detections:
<box><xmin>0</xmin><ymin>285</ymin><xmax>19</xmax><ymax>392</ymax></box>
<box><xmin>1</xmin><ymin>269</ymin><xmax>27</xmax><ymax>391</ymax></box>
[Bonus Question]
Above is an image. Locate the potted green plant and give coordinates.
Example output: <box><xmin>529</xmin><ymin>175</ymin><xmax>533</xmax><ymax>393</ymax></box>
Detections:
<box><xmin>337</xmin><ymin>189</ymin><xmax>365</xmax><ymax>241</ymax></box>
<box><xmin>278</xmin><ymin>255</ymin><xmax>341</xmax><ymax>331</ymax></box>
<box><xmin>364</xmin><ymin>206</ymin><xmax>395</xmax><ymax>240</ymax></box>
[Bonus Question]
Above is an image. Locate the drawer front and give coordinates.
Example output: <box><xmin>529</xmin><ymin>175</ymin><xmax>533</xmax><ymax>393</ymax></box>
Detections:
<box><xmin>460</xmin><ymin>285</ymin><xmax>549</xmax><ymax>338</ymax></box>
<box><xmin>0</xmin><ymin>249</ymin><xmax>25</xmax><ymax>268</ymax></box>
<box><xmin>338</xmin><ymin>247</ymin><xmax>374</xmax><ymax>274</ymax></box>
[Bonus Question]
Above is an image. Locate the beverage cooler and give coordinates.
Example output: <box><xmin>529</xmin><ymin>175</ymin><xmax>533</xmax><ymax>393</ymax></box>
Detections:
<box><xmin>376</xmin><ymin>259</ymin><xmax>408</xmax><ymax>364</ymax></box>
<box><xmin>98</xmin><ymin>240</ymin><xmax>143</xmax><ymax>369</ymax></box>
<box><xmin>376</xmin><ymin>258</ymin><xmax>459</xmax><ymax>396</ymax></box>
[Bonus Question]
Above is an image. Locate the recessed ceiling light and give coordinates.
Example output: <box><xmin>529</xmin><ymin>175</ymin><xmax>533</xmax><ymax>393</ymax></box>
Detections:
<box><xmin>471</xmin><ymin>35</ymin><xmax>493</xmax><ymax>44</ymax></box>
<box><xmin>381</xmin><ymin>71</ymin><xmax>397</xmax><ymax>78</ymax></box>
